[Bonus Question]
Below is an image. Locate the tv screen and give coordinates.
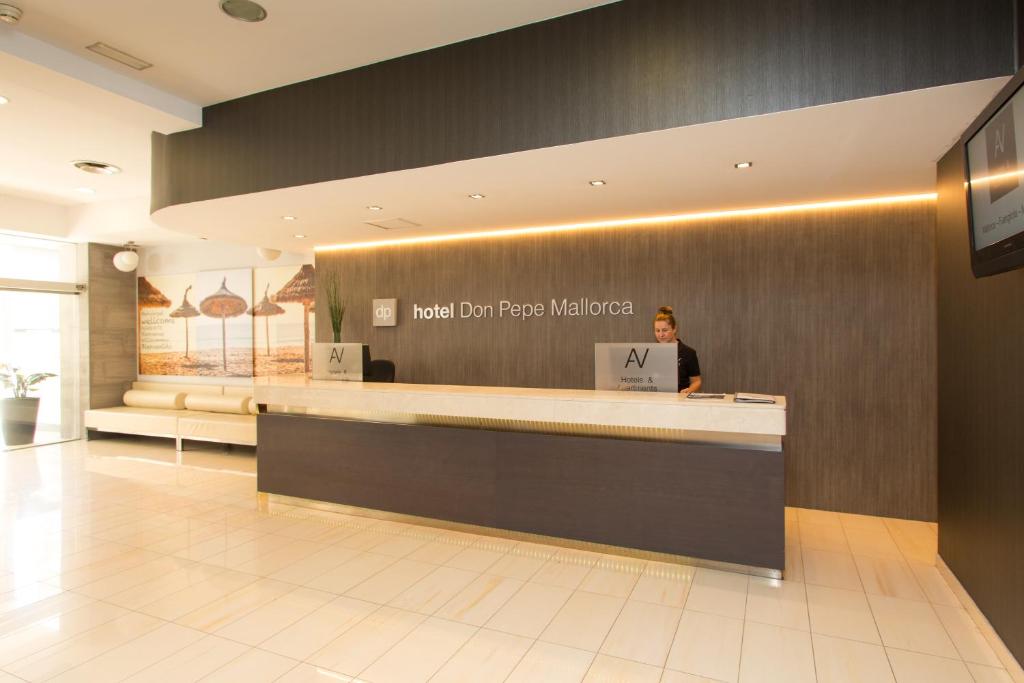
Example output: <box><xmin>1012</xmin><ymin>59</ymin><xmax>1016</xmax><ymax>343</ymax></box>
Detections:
<box><xmin>964</xmin><ymin>76</ymin><xmax>1024</xmax><ymax>277</ymax></box>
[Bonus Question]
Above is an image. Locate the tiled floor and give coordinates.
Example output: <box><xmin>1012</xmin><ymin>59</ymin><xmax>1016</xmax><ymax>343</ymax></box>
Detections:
<box><xmin>0</xmin><ymin>437</ymin><xmax>1019</xmax><ymax>683</ymax></box>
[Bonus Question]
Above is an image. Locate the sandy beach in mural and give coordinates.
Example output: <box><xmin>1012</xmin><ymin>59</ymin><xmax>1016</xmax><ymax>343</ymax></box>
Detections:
<box><xmin>139</xmin><ymin>348</ymin><xmax>256</xmax><ymax>377</ymax></box>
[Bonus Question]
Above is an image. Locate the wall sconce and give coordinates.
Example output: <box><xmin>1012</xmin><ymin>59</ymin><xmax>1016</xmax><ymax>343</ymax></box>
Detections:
<box><xmin>113</xmin><ymin>242</ymin><xmax>139</xmax><ymax>272</ymax></box>
<box><xmin>257</xmin><ymin>247</ymin><xmax>282</xmax><ymax>261</ymax></box>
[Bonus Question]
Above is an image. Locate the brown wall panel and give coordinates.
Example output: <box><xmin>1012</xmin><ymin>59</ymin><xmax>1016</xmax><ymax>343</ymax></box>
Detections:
<box><xmin>936</xmin><ymin>147</ymin><xmax>1024</xmax><ymax>664</ymax></box>
<box><xmin>316</xmin><ymin>202</ymin><xmax>938</xmax><ymax>519</ymax></box>
<box><xmin>153</xmin><ymin>0</ymin><xmax>1013</xmax><ymax>210</ymax></box>
<box><xmin>87</xmin><ymin>243</ymin><xmax>137</xmax><ymax>409</ymax></box>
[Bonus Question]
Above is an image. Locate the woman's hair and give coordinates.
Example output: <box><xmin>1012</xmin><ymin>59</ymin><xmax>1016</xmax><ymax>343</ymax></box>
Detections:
<box><xmin>654</xmin><ymin>306</ymin><xmax>677</xmax><ymax>329</ymax></box>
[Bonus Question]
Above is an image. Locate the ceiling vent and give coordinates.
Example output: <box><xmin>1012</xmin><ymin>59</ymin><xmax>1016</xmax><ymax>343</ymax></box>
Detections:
<box><xmin>86</xmin><ymin>42</ymin><xmax>153</xmax><ymax>71</ymax></box>
<box><xmin>363</xmin><ymin>218</ymin><xmax>421</xmax><ymax>231</ymax></box>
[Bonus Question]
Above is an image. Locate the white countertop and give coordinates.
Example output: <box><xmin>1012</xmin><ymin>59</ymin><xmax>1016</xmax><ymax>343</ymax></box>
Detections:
<box><xmin>254</xmin><ymin>377</ymin><xmax>787</xmax><ymax>436</ymax></box>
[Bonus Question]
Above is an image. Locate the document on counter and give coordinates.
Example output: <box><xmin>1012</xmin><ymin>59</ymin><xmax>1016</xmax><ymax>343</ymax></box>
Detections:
<box><xmin>686</xmin><ymin>393</ymin><xmax>726</xmax><ymax>399</ymax></box>
<box><xmin>735</xmin><ymin>392</ymin><xmax>776</xmax><ymax>404</ymax></box>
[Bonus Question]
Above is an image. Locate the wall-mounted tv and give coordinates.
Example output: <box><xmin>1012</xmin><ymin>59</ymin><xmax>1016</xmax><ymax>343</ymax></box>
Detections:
<box><xmin>964</xmin><ymin>69</ymin><xmax>1024</xmax><ymax>278</ymax></box>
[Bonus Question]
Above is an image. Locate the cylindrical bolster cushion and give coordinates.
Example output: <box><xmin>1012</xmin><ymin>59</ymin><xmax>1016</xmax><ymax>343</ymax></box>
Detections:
<box><xmin>123</xmin><ymin>389</ymin><xmax>186</xmax><ymax>410</ymax></box>
<box><xmin>247</xmin><ymin>397</ymin><xmax>259</xmax><ymax>415</ymax></box>
<box><xmin>184</xmin><ymin>393</ymin><xmax>251</xmax><ymax>415</ymax></box>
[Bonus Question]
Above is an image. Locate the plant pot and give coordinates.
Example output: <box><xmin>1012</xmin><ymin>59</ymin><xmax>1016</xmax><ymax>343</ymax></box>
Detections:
<box><xmin>1</xmin><ymin>397</ymin><xmax>40</xmax><ymax>447</ymax></box>
<box><xmin>312</xmin><ymin>342</ymin><xmax>365</xmax><ymax>381</ymax></box>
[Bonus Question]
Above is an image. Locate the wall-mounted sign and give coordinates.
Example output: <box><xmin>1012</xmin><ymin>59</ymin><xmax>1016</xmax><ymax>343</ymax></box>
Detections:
<box><xmin>594</xmin><ymin>343</ymin><xmax>677</xmax><ymax>392</ymax></box>
<box><xmin>372</xmin><ymin>298</ymin><xmax>397</xmax><ymax>326</ymax></box>
<box><xmin>411</xmin><ymin>297</ymin><xmax>634</xmax><ymax>321</ymax></box>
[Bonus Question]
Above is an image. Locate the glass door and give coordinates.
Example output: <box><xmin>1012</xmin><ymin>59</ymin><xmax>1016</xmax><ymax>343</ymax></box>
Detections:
<box><xmin>0</xmin><ymin>289</ymin><xmax>81</xmax><ymax>450</ymax></box>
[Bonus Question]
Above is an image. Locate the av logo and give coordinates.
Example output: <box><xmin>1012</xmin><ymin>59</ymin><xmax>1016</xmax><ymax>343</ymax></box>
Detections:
<box><xmin>328</xmin><ymin>347</ymin><xmax>345</xmax><ymax>364</ymax></box>
<box><xmin>985</xmin><ymin>104</ymin><xmax>1019</xmax><ymax>203</ymax></box>
<box><xmin>372</xmin><ymin>298</ymin><xmax>398</xmax><ymax>327</ymax></box>
<box><xmin>624</xmin><ymin>347</ymin><xmax>649</xmax><ymax>368</ymax></box>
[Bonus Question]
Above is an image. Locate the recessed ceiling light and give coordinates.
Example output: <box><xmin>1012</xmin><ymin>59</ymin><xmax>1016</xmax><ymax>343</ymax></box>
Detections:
<box><xmin>73</xmin><ymin>160</ymin><xmax>121</xmax><ymax>175</ymax></box>
<box><xmin>200</xmin><ymin>237</ymin><xmax>208</xmax><ymax>240</ymax></box>
<box><xmin>282</xmin><ymin>215</ymin><xmax>297</xmax><ymax>221</ymax></box>
<box><xmin>468</xmin><ymin>193</ymin><xmax>485</xmax><ymax>200</ymax></box>
<box><xmin>734</xmin><ymin>161</ymin><xmax>753</xmax><ymax>169</ymax></box>
<box><xmin>220</xmin><ymin>0</ymin><xmax>267</xmax><ymax>22</ymax></box>
<box><xmin>589</xmin><ymin>180</ymin><xmax>607</xmax><ymax>186</ymax></box>
<box><xmin>0</xmin><ymin>4</ymin><xmax>23</xmax><ymax>25</ymax></box>
<box><xmin>293</xmin><ymin>234</ymin><xmax>306</xmax><ymax>239</ymax></box>
<box><xmin>75</xmin><ymin>187</ymin><xmax>95</xmax><ymax>195</ymax></box>
<box><xmin>367</xmin><ymin>205</ymin><xmax>383</xmax><ymax>211</ymax></box>
<box><xmin>0</xmin><ymin>95</ymin><xmax>8</xmax><ymax>105</ymax></box>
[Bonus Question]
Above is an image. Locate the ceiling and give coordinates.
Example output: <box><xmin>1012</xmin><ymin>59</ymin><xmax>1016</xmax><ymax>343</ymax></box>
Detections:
<box><xmin>0</xmin><ymin>1</ymin><xmax>1006</xmax><ymax>253</ymax></box>
<box><xmin>8</xmin><ymin>0</ymin><xmax>619</xmax><ymax>105</ymax></box>
<box><xmin>151</xmin><ymin>77</ymin><xmax>1007</xmax><ymax>253</ymax></box>
<box><xmin>0</xmin><ymin>48</ymin><xmax>195</xmax><ymax>206</ymax></box>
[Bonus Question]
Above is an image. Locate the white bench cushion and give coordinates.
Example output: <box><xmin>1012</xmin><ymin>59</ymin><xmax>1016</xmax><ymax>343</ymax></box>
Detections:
<box><xmin>84</xmin><ymin>407</ymin><xmax>180</xmax><ymax>436</ymax></box>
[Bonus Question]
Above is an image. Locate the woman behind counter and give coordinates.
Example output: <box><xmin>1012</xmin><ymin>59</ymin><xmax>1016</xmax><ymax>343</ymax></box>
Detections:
<box><xmin>653</xmin><ymin>306</ymin><xmax>702</xmax><ymax>394</ymax></box>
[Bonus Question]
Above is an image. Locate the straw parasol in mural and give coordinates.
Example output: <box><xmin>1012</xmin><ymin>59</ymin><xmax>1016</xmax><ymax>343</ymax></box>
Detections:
<box><xmin>247</xmin><ymin>283</ymin><xmax>285</xmax><ymax>357</ymax></box>
<box><xmin>273</xmin><ymin>264</ymin><xmax>315</xmax><ymax>373</ymax></box>
<box><xmin>169</xmin><ymin>285</ymin><xmax>200</xmax><ymax>359</ymax></box>
<box><xmin>137</xmin><ymin>277</ymin><xmax>171</xmax><ymax>361</ymax></box>
<box><xmin>200</xmin><ymin>277</ymin><xmax>248</xmax><ymax>372</ymax></box>
<box><xmin>138</xmin><ymin>277</ymin><xmax>171</xmax><ymax>309</ymax></box>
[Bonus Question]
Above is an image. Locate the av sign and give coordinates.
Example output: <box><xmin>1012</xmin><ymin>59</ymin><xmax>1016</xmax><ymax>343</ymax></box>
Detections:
<box><xmin>594</xmin><ymin>343</ymin><xmax>677</xmax><ymax>392</ymax></box>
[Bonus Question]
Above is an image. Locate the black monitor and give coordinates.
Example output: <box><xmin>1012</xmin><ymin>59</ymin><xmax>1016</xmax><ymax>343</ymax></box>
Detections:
<box><xmin>963</xmin><ymin>67</ymin><xmax>1024</xmax><ymax>278</ymax></box>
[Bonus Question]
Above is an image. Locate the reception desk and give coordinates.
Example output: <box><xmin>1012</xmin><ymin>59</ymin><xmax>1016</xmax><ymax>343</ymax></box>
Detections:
<box><xmin>254</xmin><ymin>377</ymin><xmax>787</xmax><ymax>574</ymax></box>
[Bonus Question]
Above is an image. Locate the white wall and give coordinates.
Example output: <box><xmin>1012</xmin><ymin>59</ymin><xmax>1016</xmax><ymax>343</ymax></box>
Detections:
<box><xmin>138</xmin><ymin>241</ymin><xmax>311</xmax><ymax>277</ymax></box>
<box><xmin>0</xmin><ymin>194</ymin><xmax>70</xmax><ymax>239</ymax></box>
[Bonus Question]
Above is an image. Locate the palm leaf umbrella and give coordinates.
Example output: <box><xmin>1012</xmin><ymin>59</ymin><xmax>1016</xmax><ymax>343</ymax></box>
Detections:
<box><xmin>199</xmin><ymin>277</ymin><xmax>248</xmax><ymax>372</ymax></box>
<box><xmin>138</xmin><ymin>277</ymin><xmax>171</xmax><ymax>308</ymax></box>
<box><xmin>272</xmin><ymin>264</ymin><xmax>316</xmax><ymax>373</ymax></box>
<box><xmin>169</xmin><ymin>286</ymin><xmax>201</xmax><ymax>359</ymax></box>
<box><xmin>137</xmin><ymin>278</ymin><xmax>171</xmax><ymax>369</ymax></box>
<box><xmin>247</xmin><ymin>283</ymin><xmax>285</xmax><ymax>356</ymax></box>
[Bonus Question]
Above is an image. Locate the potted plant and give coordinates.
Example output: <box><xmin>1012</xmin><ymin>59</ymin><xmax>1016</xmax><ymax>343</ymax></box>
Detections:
<box><xmin>0</xmin><ymin>364</ymin><xmax>56</xmax><ymax>447</ymax></box>
<box><xmin>325</xmin><ymin>276</ymin><xmax>345</xmax><ymax>343</ymax></box>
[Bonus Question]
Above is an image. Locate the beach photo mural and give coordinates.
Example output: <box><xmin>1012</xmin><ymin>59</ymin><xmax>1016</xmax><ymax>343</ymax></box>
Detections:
<box><xmin>252</xmin><ymin>264</ymin><xmax>316</xmax><ymax>376</ymax></box>
<box><xmin>138</xmin><ymin>268</ymin><xmax>255</xmax><ymax>377</ymax></box>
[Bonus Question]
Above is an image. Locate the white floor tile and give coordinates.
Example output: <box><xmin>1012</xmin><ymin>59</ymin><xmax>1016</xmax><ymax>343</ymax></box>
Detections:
<box><xmin>854</xmin><ymin>555</ymin><xmax>927</xmax><ymax>601</ymax></box>
<box><xmin>260</xmin><ymin>595</ymin><xmax>378</xmax><ymax>661</ymax></box>
<box><xmin>745</xmin><ymin>577</ymin><xmax>809</xmax><ymax>631</ymax></box>
<box><xmin>885</xmin><ymin>648</ymin><xmax>973</xmax><ymax>683</ymax></box>
<box><xmin>932</xmin><ymin>603</ymin><xmax>1002</xmax><ymax>667</ymax></box>
<box><xmin>308</xmin><ymin>605</ymin><xmax>425</xmax><ymax>675</ymax></box>
<box><xmin>738</xmin><ymin>621</ymin><xmax>815</xmax><ymax>683</ymax></box>
<box><xmin>600</xmin><ymin>600</ymin><xmax>681</xmax><ymax>667</ymax></box>
<box><xmin>213</xmin><ymin>586</ymin><xmax>335</xmax><ymax>646</ymax></box>
<box><xmin>359</xmin><ymin>616</ymin><xmax>477</xmax><ymax>683</ymax></box>
<box><xmin>811</xmin><ymin>633</ymin><xmax>895</xmax><ymax>683</ymax></box>
<box><xmin>541</xmin><ymin>590</ymin><xmax>624</xmax><ymax>651</ymax></box>
<box><xmin>965</xmin><ymin>663</ymin><xmax>1015</xmax><ymax>683</ymax></box>
<box><xmin>806</xmin><ymin>584</ymin><xmax>882</xmax><ymax>644</ymax></box>
<box><xmin>485</xmin><ymin>581</ymin><xmax>572</xmax><ymax>638</ymax></box>
<box><xmin>46</xmin><ymin>622</ymin><xmax>204</xmax><ymax>682</ymax></box>
<box><xmin>431</xmin><ymin>627</ymin><xmax>533</xmax><ymax>683</ymax></box>
<box><xmin>201</xmin><ymin>647</ymin><xmax>300</xmax><ymax>682</ymax></box>
<box><xmin>506</xmin><ymin>640</ymin><xmax>595</xmax><ymax>683</ymax></box>
<box><xmin>684</xmin><ymin>568</ymin><xmax>748</xmax><ymax>619</ymax></box>
<box><xmin>802</xmin><ymin>549</ymin><xmax>863</xmax><ymax>591</ymax></box>
<box><xmin>123</xmin><ymin>634</ymin><xmax>249</xmax><ymax>682</ymax></box>
<box><xmin>583</xmin><ymin>654</ymin><xmax>663</xmax><ymax>683</ymax></box>
<box><xmin>388</xmin><ymin>565</ymin><xmax>479</xmax><ymax>615</ymax></box>
<box><xmin>868</xmin><ymin>594</ymin><xmax>959</xmax><ymax>658</ymax></box>
<box><xmin>665</xmin><ymin>610</ymin><xmax>743</xmax><ymax>683</ymax></box>
<box><xmin>435</xmin><ymin>574</ymin><xmax>524</xmax><ymax>626</ymax></box>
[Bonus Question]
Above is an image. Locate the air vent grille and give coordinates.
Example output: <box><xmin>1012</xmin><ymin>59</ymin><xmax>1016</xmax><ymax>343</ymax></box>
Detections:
<box><xmin>363</xmin><ymin>218</ymin><xmax>421</xmax><ymax>231</ymax></box>
<box><xmin>86</xmin><ymin>42</ymin><xmax>153</xmax><ymax>71</ymax></box>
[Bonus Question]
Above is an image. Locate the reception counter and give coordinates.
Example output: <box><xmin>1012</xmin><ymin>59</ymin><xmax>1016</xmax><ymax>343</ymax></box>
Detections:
<box><xmin>254</xmin><ymin>377</ymin><xmax>787</xmax><ymax>574</ymax></box>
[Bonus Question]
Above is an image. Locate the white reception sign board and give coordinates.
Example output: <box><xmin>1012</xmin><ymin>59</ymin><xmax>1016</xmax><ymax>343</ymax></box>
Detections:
<box><xmin>594</xmin><ymin>343</ymin><xmax>678</xmax><ymax>393</ymax></box>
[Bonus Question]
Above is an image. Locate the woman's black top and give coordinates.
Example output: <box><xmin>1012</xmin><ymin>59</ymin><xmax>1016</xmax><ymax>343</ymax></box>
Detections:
<box><xmin>676</xmin><ymin>339</ymin><xmax>701</xmax><ymax>392</ymax></box>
